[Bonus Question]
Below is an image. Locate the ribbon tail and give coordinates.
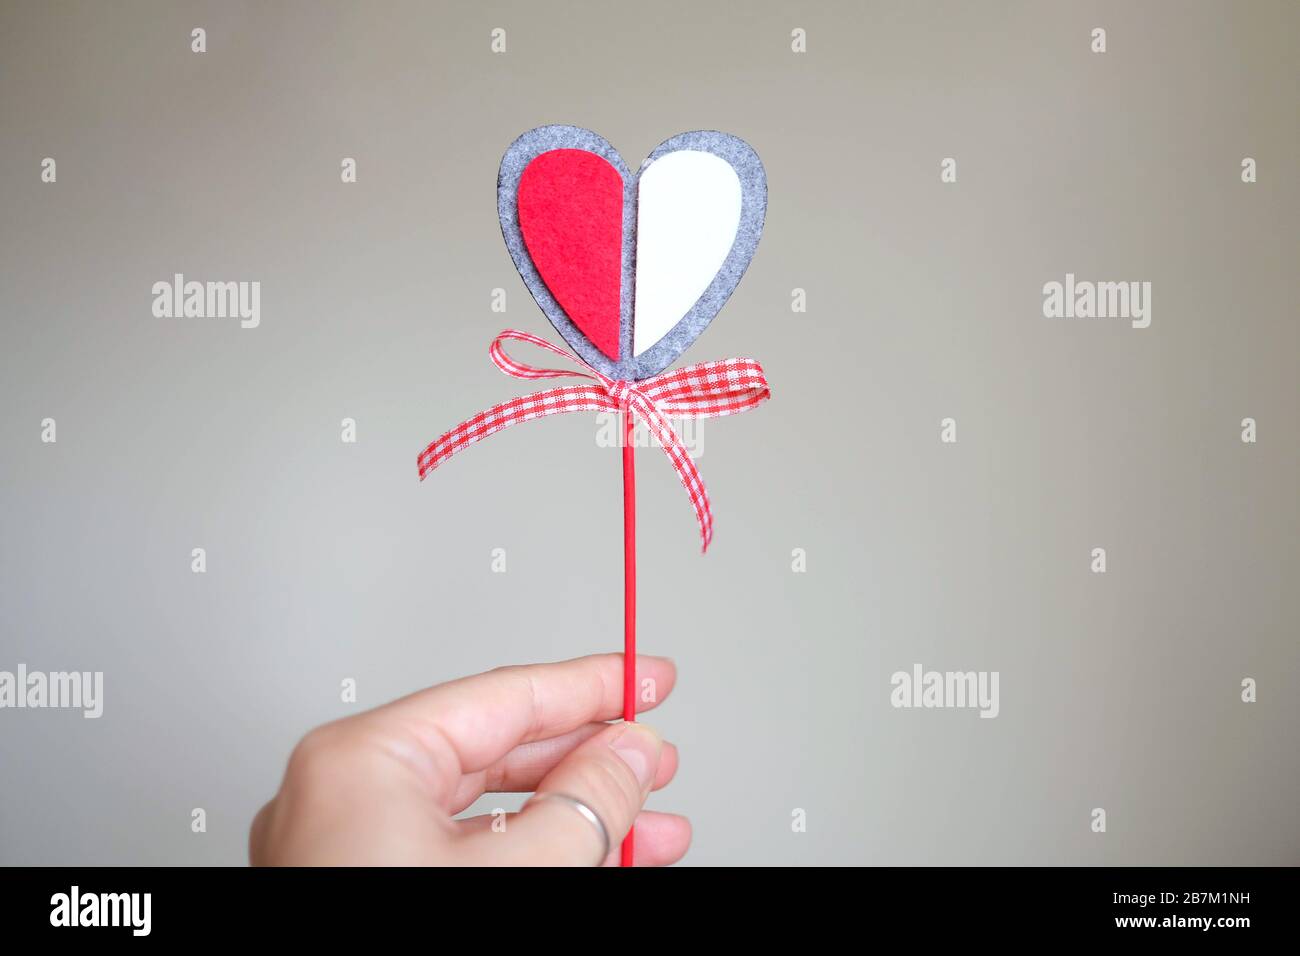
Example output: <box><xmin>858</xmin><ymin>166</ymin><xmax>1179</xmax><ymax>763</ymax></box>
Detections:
<box><xmin>418</xmin><ymin>385</ymin><xmax>615</xmax><ymax>479</ymax></box>
<box><xmin>628</xmin><ymin>395</ymin><xmax>714</xmax><ymax>553</ymax></box>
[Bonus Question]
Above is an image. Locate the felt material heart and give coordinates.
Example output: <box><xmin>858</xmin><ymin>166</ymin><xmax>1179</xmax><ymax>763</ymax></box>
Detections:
<box><xmin>633</xmin><ymin>150</ymin><xmax>743</xmax><ymax>358</ymax></box>
<box><xmin>498</xmin><ymin>126</ymin><xmax>766</xmax><ymax>381</ymax></box>
<box><xmin>517</xmin><ymin>149</ymin><xmax>624</xmax><ymax>361</ymax></box>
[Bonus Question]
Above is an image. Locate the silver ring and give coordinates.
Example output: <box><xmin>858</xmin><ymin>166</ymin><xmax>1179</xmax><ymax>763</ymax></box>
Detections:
<box><xmin>524</xmin><ymin>792</ymin><xmax>610</xmax><ymax>863</ymax></box>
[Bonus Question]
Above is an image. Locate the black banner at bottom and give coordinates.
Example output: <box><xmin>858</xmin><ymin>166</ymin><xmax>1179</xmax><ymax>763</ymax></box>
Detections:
<box><xmin>0</xmin><ymin>866</ymin><xmax>1287</xmax><ymax>941</ymax></box>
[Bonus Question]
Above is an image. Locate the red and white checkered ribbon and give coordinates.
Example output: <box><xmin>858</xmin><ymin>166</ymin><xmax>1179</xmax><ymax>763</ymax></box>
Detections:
<box><xmin>418</xmin><ymin>330</ymin><xmax>770</xmax><ymax>551</ymax></box>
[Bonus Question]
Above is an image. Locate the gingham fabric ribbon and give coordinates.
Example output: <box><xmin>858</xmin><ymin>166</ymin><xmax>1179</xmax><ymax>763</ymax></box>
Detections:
<box><xmin>417</xmin><ymin>330</ymin><xmax>771</xmax><ymax>551</ymax></box>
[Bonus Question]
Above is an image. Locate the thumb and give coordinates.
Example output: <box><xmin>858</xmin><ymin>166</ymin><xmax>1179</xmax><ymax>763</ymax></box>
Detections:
<box><xmin>461</xmin><ymin>722</ymin><xmax>662</xmax><ymax>866</ymax></box>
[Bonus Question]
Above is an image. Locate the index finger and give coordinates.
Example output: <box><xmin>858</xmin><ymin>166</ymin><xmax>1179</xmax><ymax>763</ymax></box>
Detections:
<box><xmin>355</xmin><ymin>653</ymin><xmax>676</xmax><ymax>800</ymax></box>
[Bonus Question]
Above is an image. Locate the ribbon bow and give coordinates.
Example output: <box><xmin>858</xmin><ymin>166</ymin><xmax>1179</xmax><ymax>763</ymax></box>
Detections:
<box><xmin>417</xmin><ymin>330</ymin><xmax>771</xmax><ymax>551</ymax></box>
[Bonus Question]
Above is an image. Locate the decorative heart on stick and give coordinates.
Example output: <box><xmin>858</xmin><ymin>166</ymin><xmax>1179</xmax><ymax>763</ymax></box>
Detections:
<box><xmin>421</xmin><ymin>126</ymin><xmax>772</xmax><ymax>867</ymax></box>
<box><xmin>498</xmin><ymin>126</ymin><xmax>768</xmax><ymax>380</ymax></box>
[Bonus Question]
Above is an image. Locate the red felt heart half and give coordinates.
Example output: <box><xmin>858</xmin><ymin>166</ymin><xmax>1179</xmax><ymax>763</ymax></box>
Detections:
<box><xmin>517</xmin><ymin>149</ymin><xmax>623</xmax><ymax>362</ymax></box>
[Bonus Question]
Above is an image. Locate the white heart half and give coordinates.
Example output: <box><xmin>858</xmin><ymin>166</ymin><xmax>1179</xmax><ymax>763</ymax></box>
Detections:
<box><xmin>633</xmin><ymin>150</ymin><xmax>743</xmax><ymax>357</ymax></box>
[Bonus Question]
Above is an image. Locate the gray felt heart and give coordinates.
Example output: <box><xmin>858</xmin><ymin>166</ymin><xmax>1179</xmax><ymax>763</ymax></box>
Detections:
<box><xmin>498</xmin><ymin>126</ymin><xmax>767</xmax><ymax>381</ymax></box>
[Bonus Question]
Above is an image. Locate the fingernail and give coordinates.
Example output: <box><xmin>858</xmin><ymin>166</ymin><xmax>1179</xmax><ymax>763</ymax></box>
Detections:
<box><xmin>611</xmin><ymin>723</ymin><xmax>661</xmax><ymax>789</ymax></box>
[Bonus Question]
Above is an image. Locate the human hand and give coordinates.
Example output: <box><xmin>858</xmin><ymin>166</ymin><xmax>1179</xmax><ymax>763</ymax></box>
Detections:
<box><xmin>249</xmin><ymin>654</ymin><xmax>688</xmax><ymax>866</ymax></box>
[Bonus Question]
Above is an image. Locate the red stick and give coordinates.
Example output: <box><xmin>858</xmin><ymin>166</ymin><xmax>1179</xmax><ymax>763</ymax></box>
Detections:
<box><xmin>620</xmin><ymin>404</ymin><xmax>637</xmax><ymax>867</ymax></box>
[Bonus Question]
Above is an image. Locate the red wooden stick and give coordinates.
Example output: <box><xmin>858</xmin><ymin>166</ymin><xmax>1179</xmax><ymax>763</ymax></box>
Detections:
<box><xmin>620</xmin><ymin>405</ymin><xmax>637</xmax><ymax>867</ymax></box>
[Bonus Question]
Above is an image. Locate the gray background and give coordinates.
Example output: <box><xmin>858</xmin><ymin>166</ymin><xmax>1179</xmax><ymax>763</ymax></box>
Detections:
<box><xmin>1</xmin><ymin>0</ymin><xmax>1296</xmax><ymax>865</ymax></box>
